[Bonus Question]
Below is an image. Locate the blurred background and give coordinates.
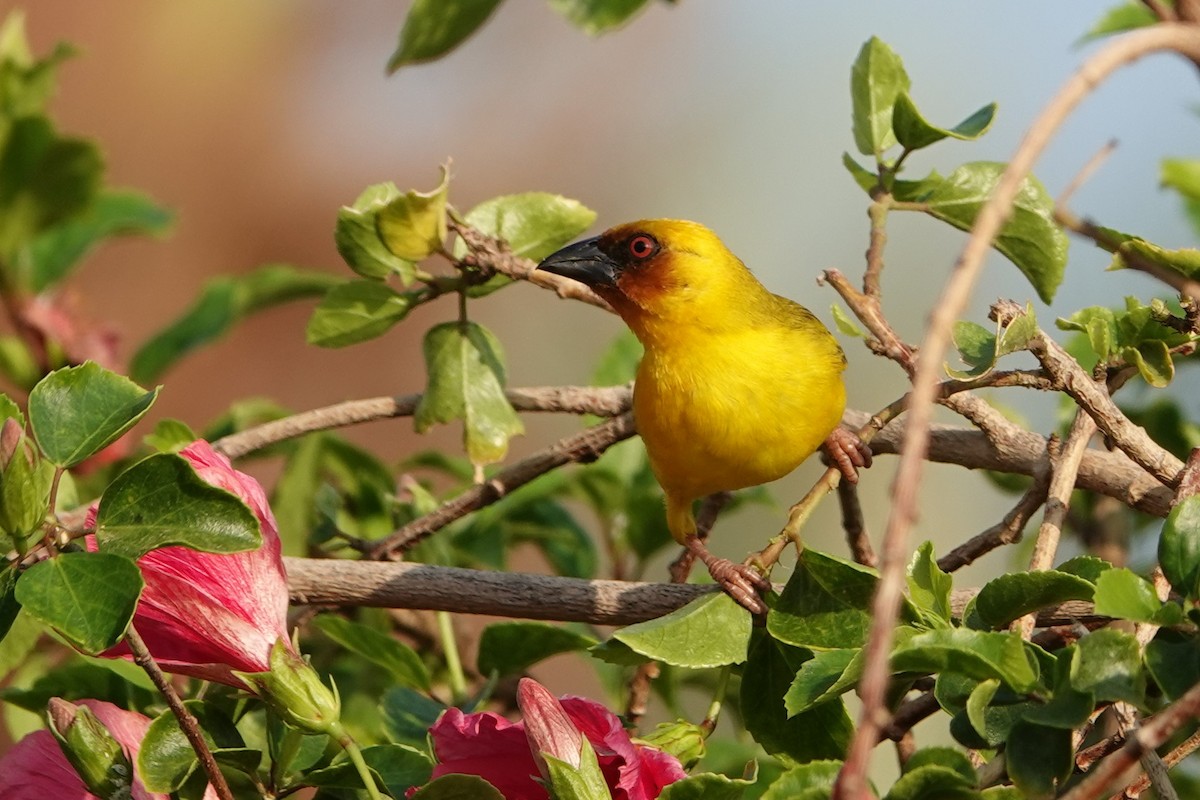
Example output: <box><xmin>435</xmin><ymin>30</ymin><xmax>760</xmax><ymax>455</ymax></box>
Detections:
<box><xmin>11</xmin><ymin>0</ymin><xmax>1200</xmax><ymax>720</ymax></box>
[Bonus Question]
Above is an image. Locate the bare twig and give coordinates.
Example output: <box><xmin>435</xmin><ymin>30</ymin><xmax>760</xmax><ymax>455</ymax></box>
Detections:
<box><xmin>937</xmin><ymin>449</ymin><xmax>1053</xmax><ymax>572</ymax></box>
<box><xmin>368</xmin><ymin>412</ymin><xmax>636</xmax><ymax>557</ymax></box>
<box><xmin>1063</xmin><ymin>678</ymin><xmax>1200</xmax><ymax>800</ymax></box>
<box><xmin>1014</xmin><ymin>411</ymin><xmax>1097</xmax><ymax>640</ymax></box>
<box><xmin>1115</xmin><ymin>728</ymin><xmax>1200</xmax><ymax>799</ymax></box>
<box><xmin>126</xmin><ymin>627</ymin><xmax>233</xmax><ymax>800</ymax></box>
<box><xmin>838</xmin><ymin>480</ymin><xmax>875</xmax><ymax>567</ymax></box>
<box><xmin>451</xmin><ymin>219</ymin><xmax>613</xmax><ymax>311</ymax></box>
<box><xmin>836</xmin><ymin>26</ymin><xmax>1200</xmax><ymax>800</ymax></box>
<box><xmin>213</xmin><ymin>384</ymin><xmax>632</xmax><ymax>460</ymax></box>
<box><xmin>1022</xmin><ymin>318</ymin><xmax>1184</xmax><ymax>488</ymax></box>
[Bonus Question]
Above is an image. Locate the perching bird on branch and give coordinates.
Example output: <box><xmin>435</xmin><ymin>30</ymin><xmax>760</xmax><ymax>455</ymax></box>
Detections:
<box><xmin>538</xmin><ymin>219</ymin><xmax>870</xmax><ymax>613</ymax></box>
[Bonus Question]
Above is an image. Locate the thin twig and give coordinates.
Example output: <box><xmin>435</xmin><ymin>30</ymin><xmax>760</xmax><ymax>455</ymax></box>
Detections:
<box><xmin>213</xmin><ymin>384</ymin><xmax>632</xmax><ymax>460</ymax></box>
<box><xmin>835</xmin><ymin>26</ymin><xmax>1200</xmax><ymax>800</ymax></box>
<box><xmin>1115</xmin><ymin>728</ymin><xmax>1200</xmax><ymax>799</ymax></box>
<box><xmin>450</xmin><ymin>219</ymin><xmax>613</xmax><ymax>311</ymax></box>
<box><xmin>838</xmin><ymin>480</ymin><xmax>875</xmax><ymax>567</ymax></box>
<box><xmin>937</xmin><ymin>448</ymin><xmax>1053</xmax><ymax>572</ymax></box>
<box><xmin>1063</xmin><ymin>678</ymin><xmax>1200</xmax><ymax>800</ymax></box>
<box><xmin>126</xmin><ymin>627</ymin><xmax>233</xmax><ymax>800</ymax></box>
<box><xmin>1014</xmin><ymin>411</ymin><xmax>1097</xmax><ymax>640</ymax></box>
<box><xmin>1020</xmin><ymin>314</ymin><xmax>1184</xmax><ymax>488</ymax></box>
<box><xmin>367</xmin><ymin>412</ymin><xmax>636</xmax><ymax>557</ymax></box>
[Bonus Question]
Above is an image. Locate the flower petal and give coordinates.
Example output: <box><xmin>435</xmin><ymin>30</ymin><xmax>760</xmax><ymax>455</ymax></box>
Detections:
<box><xmin>427</xmin><ymin>708</ymin><xmax>545</xmax><ymax>799</ymax></box>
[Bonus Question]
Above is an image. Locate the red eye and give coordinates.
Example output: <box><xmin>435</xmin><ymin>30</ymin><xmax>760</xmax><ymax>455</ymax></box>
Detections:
<box><xmin>628</xmin><ymin>234</ymin><xmax>658</xmax><ymax>260</ymax></box>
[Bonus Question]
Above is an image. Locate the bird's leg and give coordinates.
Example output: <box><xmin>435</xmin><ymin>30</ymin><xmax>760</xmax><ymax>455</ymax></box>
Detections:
<box><xmin>822</xmin><ymin>425</ymin><xmax>873</xmax><ymax>484</ymax></box>
<box><xmin>684</xmin><ymin>534</ymin><xmax>771</xmax><ymax>615</ymax></box>
<box><xmin>668</xmin><ymin>492</ymin><xmax>733</xmax><ymax>583</ymax></box>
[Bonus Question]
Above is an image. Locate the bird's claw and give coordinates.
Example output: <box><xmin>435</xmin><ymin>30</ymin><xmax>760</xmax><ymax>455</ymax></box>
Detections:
<box><xmin>822</xmin><ymin>426</ymin><xmax>872</xmax><ymax>484</ymax></box>
<box><xmin>705</xmin><ymin>557</ymin><xmax>771</xmax><ymax>615</ymax></box>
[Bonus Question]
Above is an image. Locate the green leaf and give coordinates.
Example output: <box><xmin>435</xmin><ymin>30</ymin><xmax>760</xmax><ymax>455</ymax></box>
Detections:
<box><xmin>850</xmin><ymin>37</ymin><xmax>910</xmax><ymax>157</ymax></box>
<box><xmin>305</xmin><ymin>279</ymin><xmax>411</xmax><ymax>349</ymax></box>
<box><xmin>312</xmin><ymin>614</ymin><xmax>431</xmax><ymax>691</ymax></box>
<box><xmin>1124</xmin><ymin>340</ymin><xmax>1175</xmax><ymax>388</ymax></box>
<box><xmin>1108</xmin><ymin>236</ymin><xmax>1200</xmax><ymax>283</ymax></box>
<box><xmin>884</xmin><ymin>764</ymin><xmax>977</xmax><ymax>800</ymax></box>
<box><xmin>965</xmin><ymin>678</ymin><xmax>999</xmax><ymax>739</ymax></box>
<box><xmin>1145</xmin><ymin>634</ymin><xmax>1200</xmax><ymax>701</ymax></box>
<box><xmin>137</xmin><ymin>701</ymin><xmax>244</xmax><ymax>793</ymax></box>
<box><xmin>380</xmin><ymin>687</ymin><xmax>446</xmax><ymax>748</ymax></box>
<box><xmin>613</xmin><ymin>592</ymin><xmax>750</xmax><ymax>668</ymax></box>
<box><xmin>27</xmin><ymin>189</ymin><xmax>172</xmax><ymax>292</ymax></box>
<box><xmin>974</xmin><ymin>570</ymin><xmax>1094</xmax><ymax>629</ymax></box>
<box><xmin>947</xmin><ymin>320</ymin><xmax>996</xmax><ymax>379</ymax></box>
<box><xmin>658</xmin><ymin>771</ymin><xmax>755</xmax><ymax>800</ymax></box>
<box><xmin>335</xmin><ymin>182</ymin><xmax>417</xmax><ymax>282</ymax></box>
<box><xmin>133</xmin><ymin>264</ymin><xmax>339</xmax><ymax>381</ymax></box>
<box><xmin>907</xmin><ymin>541</ymin><xmax>953</xmax><ymax>624</ymax></box>
<box><xmin>785</xmin><ymin>648</ymin><xmax>862</xmax><ymax>715</ymax></box>
<box><xmin>548</xmin><ymin>0</ymin><xmax>652</xmax><ymax>35</ymax></box>
<box><xmin>1024</xmin><ymin>648</ymin><xmax>1094</xmax><ymax>730</ymax></box>
<box><xmin>0</xmin><ymin>567</ymin><xmax>20</xmax><ymax>643</ymax></box>
<box><xmin>892</xmin><ymin>629</ymin><xmax>1039</xmax><ymax>692</ymax></box>
<box><xmin>0</xmin><ymin>335</ymin><xmax>39</xmax><ymax>390</ymax></box>
<box><xmin>376</xmin><ymin>166</ymin><xmax>450</xmax><ymax>261</ymax></box>
<box><xmin>893</xmin><ymin>91</ymin><xmax>996</xmax><ymax>152</ymax></box>
<box><xmin>1160</xmin><ymin>494</ymin><xmax>1200</xmax><ymax>600</ymax></box>
<box><xmin>0</xmin><ymin>13</ymin><xmax>76</xmax><ymax>116</ymax></box>
<box><xmin>1005</xmin><ymin>720</ymin><xmax>1072</xmax><ymax>800</ymax></box>
<box><xmin>460</xmin><ymin>191</ymin><xmax>596</xmax><ymax>262</ymax></box>
<box><xmin>543</xmin><ymin>739</ymin><xmax>610</xmax><ymax>800</ymax></box>
<box><xmin>742</xmin><ymin>633</ymin><xmax>852</xmax><ymax>763</ymax></box>
<box><xmin>1055</xmin><ymin>554</ymin><xmax>1113</xmax><ymax>584</ymax></box>
<box><xmin>0</xmin><ymin>117</ymin><xmax>102</xmax><ymax>262</ymax></box>
<box><xmin>94</xmin><ymin>453</ymin><xmax>261</xmax><ymax>559</ymax></box>
<box><xmin>1092</xmin><ymin>568</ymin><xmax>1161</xmax><ymax>623</ymax></box>
<box><xmin>894</xmin><ymin>162</ymin><xmax>1068</xmax><ymax>303</ymax></box>
<box><xmin>28</xmin><ymin>363</ymin><xmax>157</xmax><ymax>467</ymax></box>
<box><xmin>415</xmin><ymin>321</ymin><xmax>523</xmax><ymax>465</ymax></box>
<box><xmin>477</xmin><ymin>621</ymin><xmax>597</xmax><ymax>677</ymax></box>
<box><xmin>306</xmin><ymin>744</ymin><xmax>432</xmax><ymax>798</ymax></box>
<box><xmin>905</xmin><ymin>748</ymin><xmax>976</xmax><ymax>784</ymax></box>
<box><xmin>142</xmin><ymin>418</ymin><xmax>196</xmax><ymax>454</ymax></box>
<box><xmin>409</xmin><ymin>774</ymin><xmax>505</xmax><ymax>799</ymax></box>
<box><xmin>15</xmin><ymin>552</ymin><xmax>142</xmax><ymax>653</ymax></box>
<box><xmin>1081</xmin><ymin>2</ymin><xmax>1157</xmax><ymax>41</ymax></box>
<box><xmin>830</xmin><ymin>303</ymin><xmax>864</xmax><ymax>338</ymax></box>
<box><xmin>0</xmin><ymin>428</ymin><xmax>54</xmax><ymax>540</ymax></box>
<box><xmin>759</xmin><ymin>761</ymin><xmax>842</xmax><ymax>800</ymax></box>
<box><xmin>386</xmin><ymin>0</ymin><xmax>504</xmax><ymax>72</ymax></box>
<box><xmin>769</xmin><ymin>549</ymin><xmax>882</xmax><ymax>650</ymax></box>
<box><xmin>1070</xmin><ymin>628</ymin><xmax>1144</xmax><ymax>704</ymax></box>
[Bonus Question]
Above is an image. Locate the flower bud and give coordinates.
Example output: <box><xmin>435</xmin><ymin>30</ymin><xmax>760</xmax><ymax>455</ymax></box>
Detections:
<box><xmin>238</xmin><ymin>640</ymin><xmax>342</xmax><ymax>736</ymax></box>
<box><xmin>47</xmin><ymin>698</ymin><xmax>134</xmax><ymax>799</ymax></box>
<box><xmin>518</xmin><ymin>677</ymin><xmax>584</xmax><ymax>774</ymax></box>
<box><xmin>0</xmin><ymin>418</ymin><xmax>21</xmax><ymax>470</ymax></box>
<box><xmin>0</xmin><ymin>423</ymin><xmax>54</xmax><ymax>551</ymax></box>
<box><xmin>638</xmin><ymin>720</ymin><xmax>706</xmax><ymax>770</ymax></box>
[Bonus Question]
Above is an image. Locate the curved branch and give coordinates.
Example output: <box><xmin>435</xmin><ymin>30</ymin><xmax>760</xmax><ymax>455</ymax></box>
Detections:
<box><xmin>837</xmin><ymin>25</ymin><xmax>1200</xmax><ymax>800</ymax></box>
<box><xmin>212</xmin><ymin>385</ymin><xmax>632</xmax><ymax>459</ymax></box>
<box><xmin>367</xmin><ymin>412</ymin><xmax>636</xmax><ymax>557</ymax></box>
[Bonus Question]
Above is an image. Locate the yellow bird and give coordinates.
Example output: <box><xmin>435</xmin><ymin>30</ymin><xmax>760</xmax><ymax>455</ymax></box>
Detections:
<box><xmin>538</xmin><ymin>220</ymin><xmax>869</xmax><ymax>612</ymax></box>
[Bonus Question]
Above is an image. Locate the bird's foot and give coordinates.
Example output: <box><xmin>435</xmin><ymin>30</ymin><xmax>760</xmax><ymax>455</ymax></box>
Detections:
<box><xmin>822</xmin><ymin>426</ymin><xmax>873</xmax><ymax>484</ymax></box>
<box><xmin>685</xmin><ymin>535</ymin><xmax>771</xmax><ymax>615</ymax></box>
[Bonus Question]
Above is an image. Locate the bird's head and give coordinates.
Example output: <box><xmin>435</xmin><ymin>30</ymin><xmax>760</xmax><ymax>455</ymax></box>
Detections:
<box><xmin>536</xmin><ymin>219</ymin><xmax>768</xmax><ymax>331</ymax></box>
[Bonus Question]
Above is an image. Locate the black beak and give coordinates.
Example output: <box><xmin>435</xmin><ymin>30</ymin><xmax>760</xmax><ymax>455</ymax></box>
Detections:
<box><xmin>537</xmin><ymin>236</ymin><xmax>620</xmax><ymax>288</ymax></box>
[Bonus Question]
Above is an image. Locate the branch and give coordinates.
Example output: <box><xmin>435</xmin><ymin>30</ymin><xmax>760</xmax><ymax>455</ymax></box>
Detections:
<box><xmin>836</xmin><ymin>25</ymin><xmax>1200</xmax><ymax>800</ymax></box>
<box><xmin>1017</xmin><ymin>312</ymin><xmax>1184</xmax><ymax>488</ymax></box>
<box><xmin>1063</xmin><ymin>678</ymin><xmax>1200</xmax><ymax>800</ymax></box>
<box><xmin>212</xmin><ymin>384</ymin><xmax>633</xmax><ymax>460</ymax></box>
<box><xmin>450</xmin><ymin>219</ymin><xmax>613</xmax><ymax>311</ymax></box>
<box><xmin>285</xmin><ymin>558</ymin><xmax>1108</xmax><ymax>627</ymax></box>
<box><xmin>367</xmin><ymin>412</ymin><xmax>636</xmax><ymax>557</ymax></box>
